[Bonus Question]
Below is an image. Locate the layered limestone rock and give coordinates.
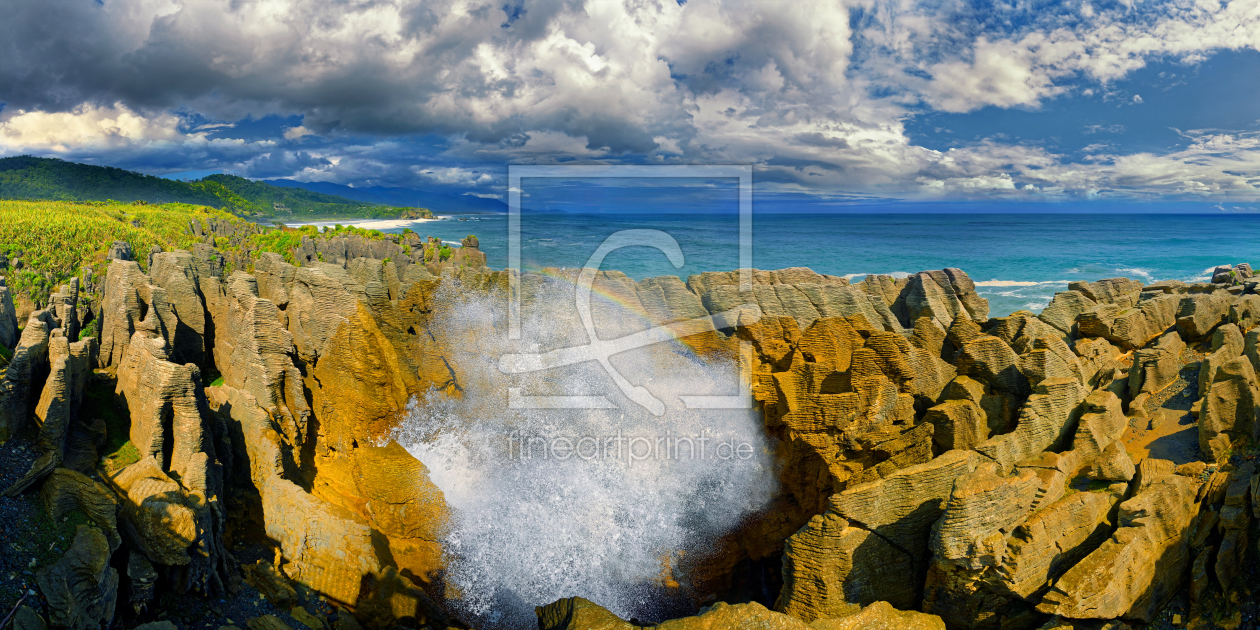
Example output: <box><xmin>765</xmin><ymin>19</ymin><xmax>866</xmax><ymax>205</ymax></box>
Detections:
<box><xmin>33</xmin><ymin>332</ymin><xmax>96</xmax><ymax>465</ymax></box>
<box><xmin>536</xmin><ymin>598</ymin><xmax>948</xmax><ymax>630</ymax></box>
<box><xmin>110</xmin><ymin>456</ymin><xmax>199</xmax><ymax>565</ymax></box>
<box><xmin>308</xmin><ymin>439</ymin><xmax>447</xmax><ymax>591</ymax></box>
<box><xmin>41</xmin><ymin>468</ymin><xmax>121</xmax><ymax>552</ymax></box>
<box><xmin>1198</xmin><ymin>323</ymin><xmax>1245</xmax><ymax>394</ymax></box>
<box><xmin>1198</xmin><ymin>356</ymin><xmax>1260</xmax><ymax>462</ymax></box>
<box><xmin>98</xmin><ymin>260</ymin><xmax>178</xmax><ymax>369</ymax></box>
<box><xmin>115</xmin><ymin>333</ymin><xmax>208</xmax><ymax>471</ymax></box>
<box><xmin>92</xmin><ymin>242</ymin><xmax>455</xmax><ymax>608</ymax></box>
<box><xmin>9</xmin><ymin>239</ymin><xmax>1246</xmax><ymax>630</ymax></box>
<box><xmin>1070</xmin><ymin>337</ymin><xmax>1124</xmax><ymax>394</ymax></box>
<box><xmin>871</xmin><ymin>382</ymin><xmax>1126</xmax><ymax>630</ymax></box>
<box><xmin>48</xmin><ymin>279</ymin><xmax>80</xmax><ymax>342</ymax></box>
<box><xmin>776</xmin><ymin>450</ymin><xmax>980</xmax><ymax>618</ymax></box>
<box><xmin>1211</xmin><ymin>263</ymin><xmax>1253</xmax><ymax>285</ymax></box>
<box><xmin>745</xmin><ymin>313</ymin><xmax>934</xmax><ymax>519</ymax></box>
<box><xmin>209</xmin><ymin>385</ymin><xmax>381</xmax><ymax>605</ymax></box>
<box><xmin>1038</xmin><ymin>291</ymin><xmax>1097</xmax><ymax>337</ymax></box>
<box><xmin>1229</xmin><ymin>293</ymin><xmax>1260</xmax><ymax>330</ymax></box>
<box><xmin>1213</xmin><ymin>463</ymin><xmax>1253</xmax><ymax>591</ymax></box>
<box><xmin>1038</xmin><ymin>469</ymin><xmax>1203</xmax><ymax>622</ymax></box>
<box><xmin>1176</xmin><ymin>292</ymin><xmax>1233</xmax><ymax>340</ymax></box>
<box><xmin>929</xmin><ymin>463</ymin><xmax>1045</xmax><ymax>571</ymax></box>
<box><xmin>996</xmin><ymin>488</ymin><xmax>1123</xmax><ymax>600</ymax></box>
<box><xmin>955</xmin><ymin>335</ymin><xmax>1028</xmax><ymax>397</ymax></box>
<box><xmin>1075</xmin><ymin>293</ymin><xmax>1178</xmax><ymax>350</ymax></box>
<box><xmin>917</xmin><ymin>446</ymin><xmax>1111</xmax><ymax>630</ymax></box>
<box><xmin>0</xmin><ymin>274</ymin><xmax>16</xmax><ymax>348</ymax></box>
<box><xmin>1021</xmin><ymin>336</ymin><xmax>1087</xmax><ymax>390</ymax></box>
<box><xmin>4</xmin><ymin>300</ymin><xmax>101</xmax><ymax>495</ymax></box>
<box><xmin>923</xmin><ymin>398</ymin><xmax>992</xmax><ymax>452</ymax></box>
<box><xmin>811</xmin><ymin>601</ymin><xmax>947</xmax><ymax>630</ymax></box>
<box><xmin>281</xmin><ymin>267</ymin><xmax>451</xmax><ymax>588</ymax></box>
<box><xmin>988</xmin><ymin>310</ymin><xmax>1067</xmax><ymax>351</ymax></box>
<box><xmin>37</xmin><ymin>525</ymin><xmax>119</xmax><ymax>630</ymax></box>
<box><xmin>974</xmin><ymin>377</ymin><xmax>1087</xmax><ymax>472</ymax></box>
<box><xmin>1128</xmin><ymin>331</ymin><xmax>1185</xmax><ymax>398</ymax></box>
<box><xmin>537</xmin><ymin>597</ymin><xmax>819</xmax><ymax>630</ymax></box>
<box><xmin>703</xmin><ymin>280</ymin><xmax>902</xmax><ymax>332</ymax></box>
<box><xmin>111</xmin><ymin>329</ymin><xmax>231</xmax><ymax>594</ymax></box>
<box><xmin>1068</xmin><ymin>278</ymin><xmax>1143</xmax><ymax>308</ymax></box>
<box><xmin>0</xmin><ymin>310</ymin><xmax>52</xmax><ymax>442</ymax></box>
<box><xmin>106</xmin><ymin>240</ymin><xmax>134</xmax><ymax>261</ymax></box>
<box><xmin>896</xmin><ymin>269</ymin><xmax>990</xmax><ymax>331</ymax></box>
<box><xmin>149</xmin><ymin>251</ymin><xmax>208</xmax><ymax>366</ymax></box>
<box><xmin>214</xmin><ymin>273</ymin><xmax>311</xmax><ymax>457</ymax></box>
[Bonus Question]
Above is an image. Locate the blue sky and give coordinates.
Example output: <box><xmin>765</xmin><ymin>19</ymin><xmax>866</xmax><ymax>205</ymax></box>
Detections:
<box><xmin>1</xmin><ymin>0</ymin><xmax>1259</xmax><ymax>210</ymax></box>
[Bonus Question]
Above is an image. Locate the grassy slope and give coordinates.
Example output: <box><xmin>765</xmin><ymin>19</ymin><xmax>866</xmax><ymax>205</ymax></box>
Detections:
<box><xmin>0</xmin><ymin>200</ymin><xmax>403</xmax><ymax>302</ymax></box>
<box><xmin>0</xmin><ymin>199</ymin><xmax>246</xmax><ymax>302</ymax></box>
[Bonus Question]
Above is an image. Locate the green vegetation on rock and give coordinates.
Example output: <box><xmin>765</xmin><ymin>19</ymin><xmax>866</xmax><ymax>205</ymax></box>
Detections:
<box><xmin>0</xmin><ymin>198</ymin><xmax>245</xmax><ymax>302</ymax></box>
<box><xmin>87</xmin><ymin>374</ymin><xmax>140</xmax><ymax>474</ymax></box>
<box><xmin>199</xmin><ymin>174</ymin><xmax>399</xmax><ymax>218</ymax></box>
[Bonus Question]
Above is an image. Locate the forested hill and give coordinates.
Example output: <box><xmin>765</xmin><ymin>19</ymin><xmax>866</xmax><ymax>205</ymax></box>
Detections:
<box><xmin>0</xmin><ymin>156</ymin><xmax>410</xmax><ymax>219</ymax></box>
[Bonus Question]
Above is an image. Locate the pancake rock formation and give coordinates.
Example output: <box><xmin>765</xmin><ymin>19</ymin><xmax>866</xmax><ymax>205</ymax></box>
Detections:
<box><xmin>2</xmin><ymin>220</ymin><xmax>1258</xmax><ymax>630</ymax></box>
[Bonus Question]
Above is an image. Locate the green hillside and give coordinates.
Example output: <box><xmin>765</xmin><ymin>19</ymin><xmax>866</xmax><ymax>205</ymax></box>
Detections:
<box><xmin>0</xmin><ymin>156</ymin><xmax>404</xmax><ymax>219</ymax></box>
<box><xmin>199</xmin><ymin>173</ymin><xmax>402</xmax><ymax>218</ymax></box>
<box><xmin>0</xmin><ymin>155</ymin><xmax>222</xmax><ymax>206</ymax></box>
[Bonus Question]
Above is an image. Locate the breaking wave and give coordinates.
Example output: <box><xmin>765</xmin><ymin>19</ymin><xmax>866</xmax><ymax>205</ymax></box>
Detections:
<box><xmin>974</xmin><ymin>279</ymin><xmax>1070</xmax><ymax>287</ymax></box>
<box><xmin>842</xmin><ymin>271</ymin><xmax>911</xmax><ymax>281</ymax></box>
<box><xmin>393</xmin><ymin>280</ymin><xmax>777</xmax><ymax>628</ymax></box>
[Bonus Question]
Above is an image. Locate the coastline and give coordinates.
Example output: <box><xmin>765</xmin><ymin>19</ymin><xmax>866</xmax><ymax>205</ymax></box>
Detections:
<box><xmin>280</xmin><ymin>216</ymin><xmax>445</xmax><ymax>230</ymax></box>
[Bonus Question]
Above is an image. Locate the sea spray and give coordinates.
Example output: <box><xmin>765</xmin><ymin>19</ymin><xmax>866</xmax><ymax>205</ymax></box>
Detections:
<box><xmin>393</xmin><ymin>279</ymin><xmax>777</xmax><ymax>628</ymax></box>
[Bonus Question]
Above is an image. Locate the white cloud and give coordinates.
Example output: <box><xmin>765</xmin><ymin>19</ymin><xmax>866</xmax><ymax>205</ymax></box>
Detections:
<box><xmin>0</xmin><ymin>103</ymin><xmax>186</xmax><ymax>153</ymax></box>
<box><xmin>283</xmin><ymin>126</ymin><xmax>313</xmax><ymax>140</ymax></box>
<box><xmin>3</xmin><ymin>0</ymin><xmax>1260</xmax><ymax>199</ymax></box>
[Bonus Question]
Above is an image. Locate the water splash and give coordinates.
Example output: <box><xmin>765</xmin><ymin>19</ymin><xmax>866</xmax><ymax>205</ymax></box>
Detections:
<box><xmin>393</xmin><ymin>280</ymin><xmax>777</xmax><ymax>628</ymax></box>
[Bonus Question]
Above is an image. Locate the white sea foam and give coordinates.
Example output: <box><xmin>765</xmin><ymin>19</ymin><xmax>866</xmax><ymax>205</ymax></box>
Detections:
<box><xmin>842</xmin><ymin>271</ymin><xmax>911</xmax><ymax>281</ymax></box>
<box><xmin>393</xmin><ymin>281</ymin><xmax>777</xmax><ymax>628</ymax></box>
<box><xmin>974</xmin><ymin>280</ymin><xmax>1070</xmax><ymax>287</ymax></box>
<box><xmin>1115</xmin><ymin>267</ymin><xmax>1156</xmax><ymax>282</ymax></box>
<box><xmin>1188</xmin><ymin>266</ymin><xmax>1217</xmax><ymax>282</ymax></box>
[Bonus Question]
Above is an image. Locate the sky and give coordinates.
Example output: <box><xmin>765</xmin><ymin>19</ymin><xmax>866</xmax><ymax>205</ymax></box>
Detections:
<box><xmin>1</xmin><ymin>0</ymin><xmax>1260</xmax><ymax>209</ymax></box>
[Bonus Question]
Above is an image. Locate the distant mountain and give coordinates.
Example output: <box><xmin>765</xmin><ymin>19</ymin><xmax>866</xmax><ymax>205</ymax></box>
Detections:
<box><xmin>0</xmin><ymin>156</ymin><xmax>397</xmax><ymax>219</ymax></box>
<box><xmin>265</xmin><ymin>179</ymin><xmax>508</xmax><ymax>214</ymax></box>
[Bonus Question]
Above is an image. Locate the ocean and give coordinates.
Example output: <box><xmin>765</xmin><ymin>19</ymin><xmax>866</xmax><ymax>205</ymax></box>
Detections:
<box><xmin>328</xmin><ymin>213</ymin><xmax>1260</xmax><ymax>318</ymax></box>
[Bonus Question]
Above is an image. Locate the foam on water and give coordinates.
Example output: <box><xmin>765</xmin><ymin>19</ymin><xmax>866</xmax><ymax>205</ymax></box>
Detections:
<box><xmin>974</xmin><ymin>280</ymin><xmax>1070</xmax><ymax>287</ymax></box>
<box><xmin>393</xmin><ymin>281</ymin><xmax>777</xmax><ymax>628</ymax></box>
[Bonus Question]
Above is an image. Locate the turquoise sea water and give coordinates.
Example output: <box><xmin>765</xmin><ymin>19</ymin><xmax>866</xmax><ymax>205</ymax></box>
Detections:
<box><xmin>352</xmin><ymin>213</ymin><xmax>1260</xmax><ymax>318</ymax></box>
